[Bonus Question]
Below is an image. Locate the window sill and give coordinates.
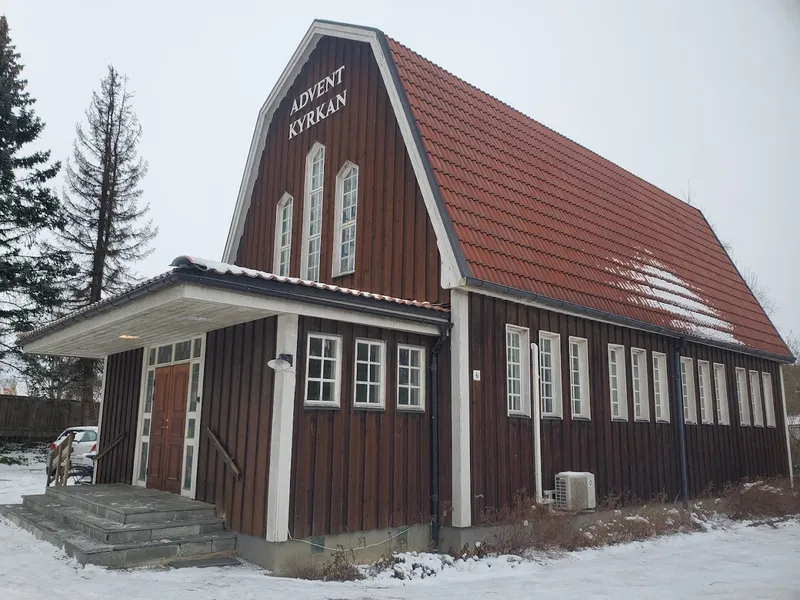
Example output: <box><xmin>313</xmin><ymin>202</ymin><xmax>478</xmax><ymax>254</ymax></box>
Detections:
<box><xmin>571</xmin><ymin>416</ymin><xmax>591</xmax><ymax>421</ymax></box>
<box><xmin>655</xmin><ymin>419</ymin><xmax>671</xmax><ymax>424</ymax></box>
<box><xmin>508</xmin><ymin>412</ymin><xmax>532</xmax><ymax>419</ymax></box>
<box><xmin>634</xmin><ymin>417</ymin><xmax>650</xmax><ymax>423</ymax></box>
<box><xmin>701</xmin><ymin>420</ymin><xmax>715</xmax><ymax>425</ymax></box>
<box><xmin>331</xmin><ymin>270</ymin><xmax>355</xmax><ymax>279</ymax></box>
<box><xmin>354</xmin><ymin>403</ymin><xmax>385</xmax><ymax>412</ymax></box>
<box><xmin>303</xmin><ymin>402</ymin><xmax>341</xmax><ymax>410</ymax></box>
<box><xmin>398</xmin><ymin>406</ymin><xmax>425</xmax><ymax>414</ymax></box>
<box><xmin>541</xmin><ymin>414</ymin><xmax>563</xmax><ymax>420</ymax></box>
<box><xmin>611</xmin><ymin>417</ymin><xmax>629</xmax><ymax>423</ymax></box>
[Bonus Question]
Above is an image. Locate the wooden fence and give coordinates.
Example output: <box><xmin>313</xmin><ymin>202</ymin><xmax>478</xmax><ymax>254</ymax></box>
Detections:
<box><xmin>0</xmin><ymin>395</ymin><xmax>99</xmax><ymax>441</ymax></box>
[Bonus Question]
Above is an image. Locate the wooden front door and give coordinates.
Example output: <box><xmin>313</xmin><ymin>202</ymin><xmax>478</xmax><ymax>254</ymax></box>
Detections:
<box><xmin>146</xmin><ymin>363</ymin><xmax>189</xmax><ymax>494</ymax></box>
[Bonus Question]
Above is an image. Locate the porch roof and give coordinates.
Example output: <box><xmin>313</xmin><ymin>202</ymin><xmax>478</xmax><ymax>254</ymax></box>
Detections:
<box><xmin>19</xmin><ymin>256</ymin><xmax>450</xmax><ymax>358</ymax></box>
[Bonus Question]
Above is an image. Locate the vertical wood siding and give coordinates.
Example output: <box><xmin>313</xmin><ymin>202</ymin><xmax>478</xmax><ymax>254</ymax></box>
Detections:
<box><xmin>96</xmin><ymin>348</ymin><xmax>143</xmax><ymax>484</ymax></box>
<box><xmin>468</xmin><ymin>293</ymin><xmax>789</xmax><ymax>523</ymax></box>
<box><xmin>234</xmin><ymin>36</ymin><xmax>446</xmax><ymax>305</ymax></box>
<box><xmin>289</xmin><ymin>316</ymin><xmax>447</xmax><ymax>538</ymax></box>
<box><xmin>196</xmin><ymin>317</ymin><xmax>277</xmax><ymax>537</ymax></box>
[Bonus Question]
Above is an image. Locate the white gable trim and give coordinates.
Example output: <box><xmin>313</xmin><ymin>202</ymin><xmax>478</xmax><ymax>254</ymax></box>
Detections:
<box><xmin>221</xmin><ymin>20</ymin><xmax>464</xmax><ymax>288</ymax></box>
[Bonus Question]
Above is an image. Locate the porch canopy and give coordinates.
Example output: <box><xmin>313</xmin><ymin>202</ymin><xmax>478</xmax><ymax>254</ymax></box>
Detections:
<box><xmin>20</xmin><ymin>256</ymin><xmax>450</xmax><ymax>359</ymax></box>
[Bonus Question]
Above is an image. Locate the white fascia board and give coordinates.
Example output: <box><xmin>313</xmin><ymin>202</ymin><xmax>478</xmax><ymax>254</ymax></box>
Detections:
<box><xmin>221</xmin><ymin>20</ymin><xmax>464</xmax><ymax>288</ymax></box>
<box><xmin>779</xmin><ymin>368</ymin><xmax>794</xmax><ymax>488</ymax></box>
<box><xmin>180</xmin><ymin>285</ymin><xmax>441</xmax><ymax>336</ymax></box>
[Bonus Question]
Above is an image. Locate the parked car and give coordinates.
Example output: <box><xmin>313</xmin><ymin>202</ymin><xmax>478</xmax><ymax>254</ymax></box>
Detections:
<box><xmin>47</xmin><ymin>426</ymin><xmax>99</xmax><ymax>475</ymax></box>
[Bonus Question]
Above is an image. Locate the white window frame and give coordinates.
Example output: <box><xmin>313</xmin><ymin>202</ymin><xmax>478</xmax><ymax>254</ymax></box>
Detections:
<box><xmin>749</xmin><ymin>370</ymin><xmax>764</xmax><ymax>427</ymax></box>
<box><xmin>630</xmin><ymin>347</ymin><xmax>649</xmax><ymax>422</ymax></box>
<box><xmin>735</xmin><ymin>367</ymin><xmax>751</xmax><ymax>426</ymax></box>
<box><xmin>300</xmin><ymin>142</ymin><xmax>325</xmax><ymax>281</ymax></box>
<box><xmin>569</xmin><ymin>336</ymin><xmax>591</xmax><ymax>419</ymax></box>
<box><xmin>762</xmin><ymin>372</ymin><xmax>776</xmax><ymax>428</ymax></box>
<box><xmin>332</xmin><ymin>162</ymin><xmax>358</xmax><ymax>277</ymax></box>
<box><xmin>133</xmin><ymin>335</ymin><xmax>206</xmax><ymax>499</ymax></box>
<box><xmin>713</xmin><ymin>363</ymin><xmax>730</xmax><ymax>425</ymax></box>
<box><xmin>538</xmin><ymin>331</ymin><xmax>562</xmax><ymax>418</ymax></box>
<box><xmin>304</xmin><ymin>333</ymin><xmax>342</xmax><ymax>408</ymax></box>
<box><xmin>680</xmin><ymin>357</ymin><xmax>697</xmax><ymax>424</ymax></box>
<box><xmin>697</xmin><ymin>360</ymin><xmax>714</xmax><ymax>424</ymax></box>
<box><xmin>397</xmin><ymin>344</ymin><xmax>426</xmax><ymax>411</ymax></box>
<box><xmin>607</xmin><ymin>344</ymin><xmax>628</xmax><ymax>421</ymax></box>
<box><xmin>652</xmin><ymin>352</ymin><xmax>670</xmax><ymax>423</ymax></box>
<box><xmin>273</xmin><ymin>193</ymin><xmax>293</xmax><ymax>277</ymax></box>
<box><xmin>505</xmin><ymin>325</ymin><xmax>531</xmax><ymax>417</ymax></box>
<box><xmin>353</xmin><ymin>338</ymin><xmax>386</xmax><ymax>410</ymax></box>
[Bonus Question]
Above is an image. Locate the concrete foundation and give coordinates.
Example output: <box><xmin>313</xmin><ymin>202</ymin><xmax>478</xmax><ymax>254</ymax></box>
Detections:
<box><xmin>238</xmin><ymin>524</ymin><xmax>432</xmax><ymax>575</ymax></box>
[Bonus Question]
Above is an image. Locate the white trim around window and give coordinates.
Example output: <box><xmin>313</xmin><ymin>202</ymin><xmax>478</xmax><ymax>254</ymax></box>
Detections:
<box><xmin>506</xmin><ymin>325</ymin><xmax>531</xmax><ymax>417</ymax></box>
<box><xmin>538</xmin><ymin>331</ymin><xmax>561</xmax><ymax>418</ymax></box>
<box><xmin>397</xmin><ymin>344</ymin><xmax>426</xmax><ymax>411</ymax></box>
<box><xmin>652</xmin><ymin>352</ymin><xmax>670</xmax><ymax>423</ymax></box>
<box><xmin>697</xmin><ymin>360</ymin><xmax>714</xmax><ymax>424</ymax></box>
<box><xmin>735</xmin><ymin>367</ymin><xmax>751</xmax><ymax>426</ymax></box>
<box><xmin>713</xmin><ymin>363</ymin><xmax>730</xmax><ymax>425</ymax></box>
<box><xmin>304</xmin><ymin>333</ymin><xmax>342</xmax><ymax>408</ymax></box>
<box><xmin>300</xmin><ymin>142</ymin><xmax>325</xmax><ymax>281</ymax></box>
<box><xmin>273</xmin><ymin>193</ymin><xmax>293</xmax><ymax>277</ymax></box>
<box><xmin>332</xmin><ymin>162</ymin><xmax>359</xmax><ymax>277</ymax></box>
<box><xmin>762</xmin><ymin>372</ymin><xmax>776</xmax><ymax>428</ymax></box>
<box><xmin>679</xmin><ymin>357</ymin><xmax>697</xmax><ymax>424</ymax></box>
<box><xmin>568</xmin><ymin>336</ymin><xmax>591</xmax><ymax>419</ymax></box>
<box><xmin>630</xmin><ymin>347</ymin><xmax>649</xmax><ymax>422</ymax></box>
<box><xmin>607</xmin><ymin>344</ymin><xmax>628</xmax><ymax>421</ymax></box>
<box><xmin>749</xmin><ymin>370</ymin><xmax>765</xmax><ymax>427</ymax></box>
<box><xmin>353</xmin><ymin>338</ymin><xmax>386</xmax><ymax>409</ymax></box>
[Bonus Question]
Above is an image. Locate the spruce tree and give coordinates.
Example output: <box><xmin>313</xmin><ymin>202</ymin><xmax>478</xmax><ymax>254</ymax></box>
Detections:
<box><xmin>0</xmin><ymin>15</ymin><xmax>74</xmax><ymax>379</ymax></box>
<box><xmin>56</xmin><ymin>65</ymin><xmax>156</xmax><ymax>414</ymax></box>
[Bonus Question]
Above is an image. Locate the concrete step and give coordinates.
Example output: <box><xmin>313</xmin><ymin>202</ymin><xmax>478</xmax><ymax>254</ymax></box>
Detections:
<box><xmin>23</xmin><ymin>494</ymin><xmax>225</xmax><ymax>544</ymax></box>
<box><xmin>0</xmin><ymin>503</ymin><xmax>237</xmax><ymax>568</ymax></box>
<box><xmin>45</xmin><ymin>484</ymin><xmax>215</xmax><ymax>524</ymax></box>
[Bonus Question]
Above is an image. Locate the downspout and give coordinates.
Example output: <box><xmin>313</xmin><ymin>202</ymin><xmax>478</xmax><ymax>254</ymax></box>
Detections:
<box><xmin>672</xmin><ymin>338</ymin><xmax>689</xmax><ymax>506</ymax></box>
<box><xmin>429</xmin><ymin>325</ymin><xmax>450</xmax><ymax>550</ymax></box>
<box><xmin>531</xmin><ymin>342</ymin><xmax>543</xmax><ymax>503</ymax></box>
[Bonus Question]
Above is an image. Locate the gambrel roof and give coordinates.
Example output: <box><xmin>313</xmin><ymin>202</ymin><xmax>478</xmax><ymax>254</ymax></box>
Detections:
<box><xmin>224</xmin><ymin>20</ymin><xmax>793</xmax><ymax>362</ymax></box>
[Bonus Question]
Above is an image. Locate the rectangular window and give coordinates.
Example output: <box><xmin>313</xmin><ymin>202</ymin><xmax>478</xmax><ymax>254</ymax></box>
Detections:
<box><xmin>735</xmin><ymin>367</ymin><xmax>751</xmax><ymax>426</ymax></box>
<box><xmin>608</xmin><ymin>344</ymin><xmax>628</xmax><ymax>421</ymax></box>
<box><xmin>333</xmin><ymin>164</ymin><xmax>358</xmax><ymax>276</ymax></box>
<box><xmin>698</xmin><ymin>360</ymin><xmax>714</xmax><ymax>424</ymax></box>
<box><xmin>569</xmin><ymin>337</ymin><xmax>590</xmax><ymax>419</ymax></box>
<box><xmin>652</xmin><ymin>352</ymin><xmax>670</xmax><ymax>423</ymax></box>
<box><xmin>304</xmin><ymin>334</ymin><xmax>341</xmax><ymax>407</ymax></box>
<box><xmin>631</xmin><ymin>348</ymin><xmax>649</xmax><ymax>421</ymax></box>
<box><xmin>354</xmin><ymin>339</ymin><xmax>385</xmax><ymax>409</ymax></box>
<box><xmin>274</xmin><ymin>194</ymin><xmax>293</xmax><ymax>277</ymax></box>
<box><xmin>680</xmin><ymin>357</ymin><xmax>697</xmax><ymax>424</ymax></box>
<box><xmin>539</xmin><ymin>331</ymin><xmax>562</xmax><ymax>418</ymax></box>
<box><xmin>713</xmin><ymin>363</ymin><xmax>730</xmax><ymax>425</ymax></box>
<box><xmin>749</xmin><ymin>370</ymin><xmax>764</xmax><ymax>427</ymax></box>
<box><xmin>303</xmin><ymin>145</ymin><xmax>325</xmax><ymax>281</ymax></box>
<box><xmin>505</xmin><ymin>326</ymin><xmax>531</xmax><ymax>417</ymax></box>
<box><xmin>762</xmin><ymin>372</ymin><xmax>776</xmax><ymax>427</ymax></box>
<box><xmin>398</xmin><ymin>345</ymin><xmax>425</xmax><ymax>410</ymax></box>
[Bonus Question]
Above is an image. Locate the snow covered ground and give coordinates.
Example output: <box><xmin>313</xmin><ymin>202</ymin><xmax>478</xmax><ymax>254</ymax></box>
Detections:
<box><xmin>1</xmin><ymin>457</ymin><xmax>799</xmax><ymax>599</ymax></box>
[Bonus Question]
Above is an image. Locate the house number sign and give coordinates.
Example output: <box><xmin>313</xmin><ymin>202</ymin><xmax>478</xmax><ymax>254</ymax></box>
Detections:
<box><xmin>288</xmin><ymin>65</ymin><xmax>347</xmax><ymax>140</ymax></box>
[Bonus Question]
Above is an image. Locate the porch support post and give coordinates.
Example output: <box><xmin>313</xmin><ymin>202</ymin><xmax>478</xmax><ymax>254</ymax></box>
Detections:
<box><xmin>450</xmin><ymin>288</ymin><xmax>472</xmax><ymax>527</ymax></box>
<box><xmin>92</xmin><ymin>356</ymin><xmax>109</xmax><ymax>484</ymax></box>
<box><xmin>779</xmin><ymin>368</ymin><xmax>794</xmax><ymax>488</ymax></box>
<box><xmin>266</xmin><ymin>313</ymin><xmax>299</xmax><ymax>542</ymax></box>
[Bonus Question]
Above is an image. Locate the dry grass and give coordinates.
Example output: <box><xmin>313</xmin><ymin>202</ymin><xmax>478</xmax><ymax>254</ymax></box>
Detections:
<box><xmin>719</xmin><ymin>478</ymin><xmax>800</xmax><ymax>521</ymax></box>
<box><xmin>284</xmin><ymin>547</ymin><xmax>363</xmax><ymax>582</ymax></box>
<box><xmin>284</xmin><ymin>556</ymin><xmax>324</xmax><ymax>580</ymax></box>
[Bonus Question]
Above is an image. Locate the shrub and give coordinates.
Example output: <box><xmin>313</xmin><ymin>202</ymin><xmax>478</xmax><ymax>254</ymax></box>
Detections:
<box><xmin>720</xmin><ymin>478</ymin><xmax>800</xmax><ymax>520</ymax></box>
<box><xmin>322</xmin><ymin>547</ymin><xmax>364</xmax><ymax>582</ymax></box>
<box><xmin>284</xmin><ymin>556</ymin><xmax>324</xmax><ymax>580</ymax></box>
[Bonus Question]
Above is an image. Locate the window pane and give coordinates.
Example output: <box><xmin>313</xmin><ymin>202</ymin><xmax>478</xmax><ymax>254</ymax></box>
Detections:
<box><xmin>148</xmin><ymin>348</ymin><xmax>156</xmax><ymax>366</ymax></box>
<box><xmin>157</xmin><ymin>345</ymin><xmax>172</xmax><ymax>364</ymax></box>
<box><xmin>369</xmin><ymin>385</ymin><xmax>378</xmax><ymax>404</ymax></box>
<box><xmin>369</xmin><ymin>364</ymin><xmax>380</xmax><ymax>383</ymax></box>
<box><xmin>175</xmin><ymin>341</ymin><xmax>192</xmax><ymax>361</ymax></box>
<box><xmin>193</xmin><ymin>338</ymin><xmax>202</xmax><ymax>358</ymax></box>
<box><xmin>399</xmin><ymin>348</ymin><xmax>409</xmax><ymax>366</ymax></box>
<box><xmin>142</xmin><ymin>418</ymin><xmax>150</xmax><ymax>437</ymax></box>
<box><xmin>323</xmin><ymin>339</ymin><xmax>337</xmax><ymax>358</ymax></box>
<box><xmin>310</xmin><ymin>336</ymin><xmax>322</xmax><ymax>357</ymax></box>
<box><xmin>187</xmin><ymin>418</ymin><xmax>196</xmax><ymax>440</ymax></box>
<box><xmin>356</xmin><ymin>383</ymin><xmax>368</xmax><ymax>404</ymax></box>
<box><xmin>322</xmin><ymin>359</ymin><xmax>334</xmax><ymax>380</ymax></box>
<box><xmin>309</xmin><ymin>358</ymin><xmax>322</xmax><ymax>379</ymax></box>
<box><xmin>307</xmin><ymin>381</ymin><xmax>321</xmax><ymax>402</ymax></box>
<box><xmin>322</xmin><ymin>382</ymin><xmax>333</xmax><ymax>402</ymax></box>
<box><xmin>183</xmin><ymin>446</ymin><xmax>194</xmax><ymax>490</ymax></box>
<box><xmin>357</xmin><ymin>343</ymin><xmax>368</xmax><ymax>361</ymax></box>
<box><xmin>145</xmin><ymin>371</ymin><xmax>155</xmax><ymax>413</ymax></box>
<box><xmin>399</xmin><ymin>387</ymin><xmax>409</xmax><ymax>405</ymax></box>
<box><xmin>356</xmin><ymin>362</ymin><xmax>368</xmax><ymax>382</ymax></box>
<box><xmin>399</xmin><ymin>367</ymin><xmax>409</xmax><ymax>385</ymax></box>
<box><xmin>138</xmin><ymin>443</ymin><xmax>149</xmax><ymax>481</ymax></box>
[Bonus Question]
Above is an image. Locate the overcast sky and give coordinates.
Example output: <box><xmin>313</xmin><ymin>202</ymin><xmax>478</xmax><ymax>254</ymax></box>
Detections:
<box><xmin>5</xmin><ymin>0</ymin><xmax>799</xmax><ymax>341</ymax></box>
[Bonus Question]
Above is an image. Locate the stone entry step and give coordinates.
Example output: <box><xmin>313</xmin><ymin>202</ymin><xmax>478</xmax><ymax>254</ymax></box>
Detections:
<box><xmin>0</xmin><ymin>484</ymin><xmax>237</xmax><ymax>568</ymax></box>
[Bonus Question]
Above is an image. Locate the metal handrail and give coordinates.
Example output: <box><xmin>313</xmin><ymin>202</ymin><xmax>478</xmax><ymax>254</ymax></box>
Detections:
<box><xmin>204</xmin><ymin>427</ymin><xmax>242</xmax><ymax>480</ymax></box>
<box><xmin>94</xmin><ymin>434</ymin><xmax>126</xmax><ymax>464</ymax></box>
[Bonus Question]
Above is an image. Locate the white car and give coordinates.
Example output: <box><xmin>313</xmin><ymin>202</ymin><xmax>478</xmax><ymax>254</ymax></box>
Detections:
<box><xmin>48</xmin><ymin>426</ymin><xmax>99</xmax><ymax>474</ymax></box>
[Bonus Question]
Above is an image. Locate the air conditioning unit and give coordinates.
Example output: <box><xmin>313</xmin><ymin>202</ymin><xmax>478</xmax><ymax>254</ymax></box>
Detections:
<box><xmin>554</xmin><ymin>472</ymin><xmax>596</xmax><ymax>510</ymax></box>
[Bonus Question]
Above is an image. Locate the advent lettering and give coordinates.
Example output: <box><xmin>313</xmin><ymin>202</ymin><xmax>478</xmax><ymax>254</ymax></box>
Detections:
<box><xmin>288</xmin><ymin>65</ymin><xmax>347</xmax><ymax>139</ymax></box>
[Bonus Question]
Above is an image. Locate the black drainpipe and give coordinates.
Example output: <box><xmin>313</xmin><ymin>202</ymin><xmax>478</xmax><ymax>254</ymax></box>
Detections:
<box><xmin>429</xmin><ymin>325</ymin><xmax>450</xmax><ymax>550</ymax></box>
<box><xmin>672</xmin><ymin>338</ymin><xmax>689</xmax><ymax>506</ymax></box>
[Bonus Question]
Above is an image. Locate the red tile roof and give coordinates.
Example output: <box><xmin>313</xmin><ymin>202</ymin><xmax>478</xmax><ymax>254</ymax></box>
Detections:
<box><xmin>387</xmin><ymin>38</ymin><xmax>790</xmax><ymax>359</ymax></box>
